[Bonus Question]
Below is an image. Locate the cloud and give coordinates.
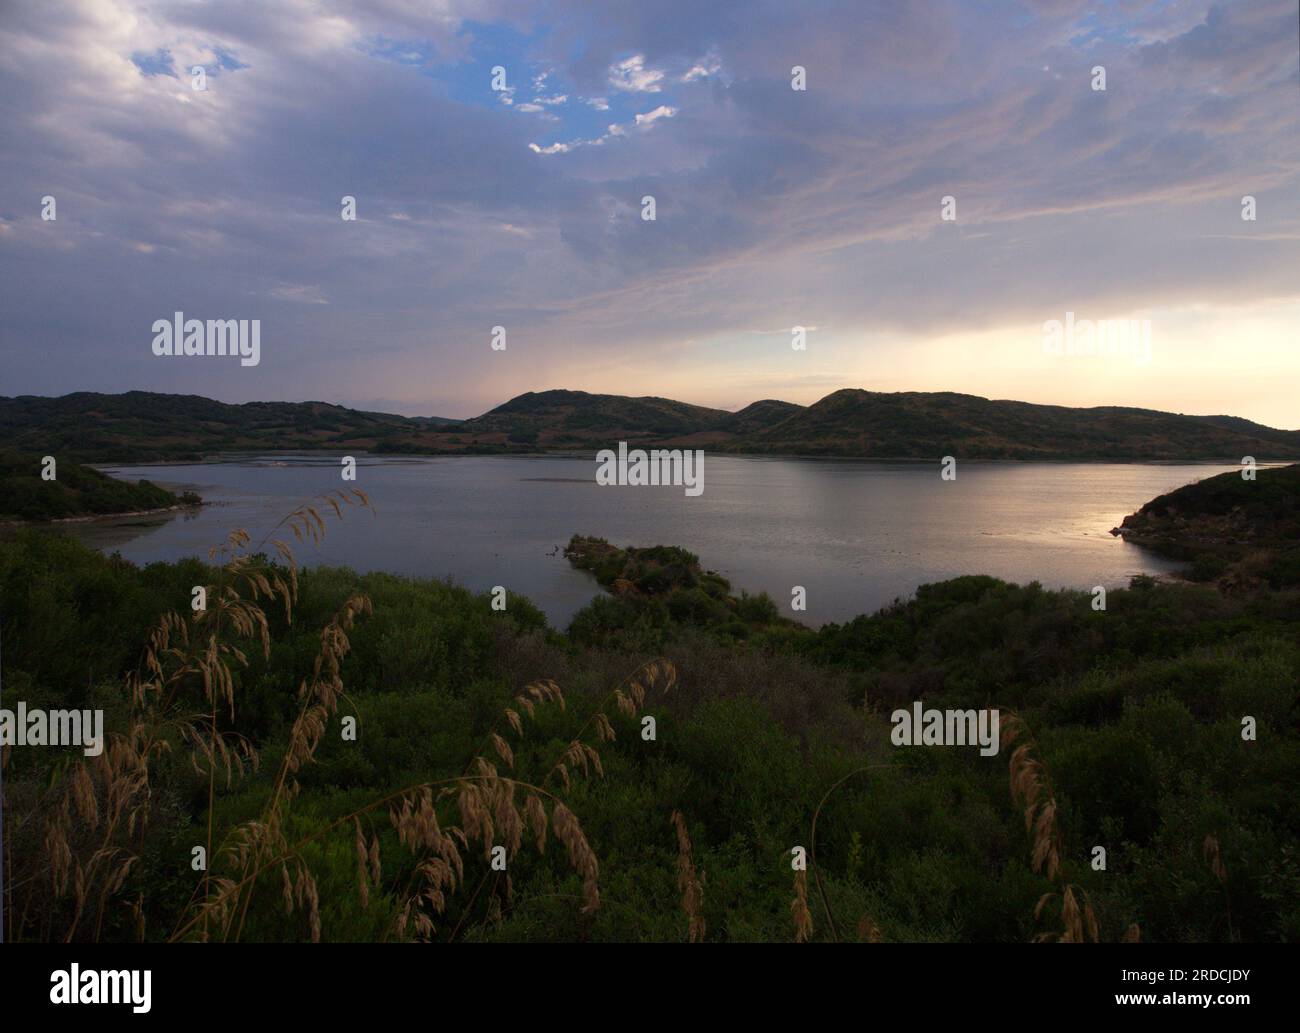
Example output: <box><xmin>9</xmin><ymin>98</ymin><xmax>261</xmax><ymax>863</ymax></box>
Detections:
<box><xmin>528</xmin><ymin>101</ymin><xmax>677</xmax><ymax>154</ymax></box>
<box><xmin>681</xmin><ymin>52</ymin><xmax>721</xmax><ymax>82</ymax></box>
<box><xmin>0</xmin><ymin>0</ymin><xmax>1296</xmax><ymax>425</ymax></box>
<box><xmin>607</xmin><ymin>53</ymin><xmax>664</xmax><ymax>92</ymax></box>
<box><xmin>633</xmin><ymin>104</ymin><xmax>676</xmax><ymax>127</ymax></box>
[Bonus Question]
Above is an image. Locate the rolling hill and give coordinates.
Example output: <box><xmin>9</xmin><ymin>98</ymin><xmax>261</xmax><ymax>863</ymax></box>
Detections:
<box><xmin>455</xmin><ymin>389</ymin><xmax>732</xmax><ymax>446</ymax></box>
<box><xmin>733</xmin><ymin>389</ymin><xmax>1300</xmax><ymax>460</ymax></box>
<box><xmin>1</xmin><ymin>387</ymin><xmax>1297</xmax><ymax>464</ymax></box>
<box><xmin>0</xmin><ymin>391</ymin><xmax>462</xmax><ymax>463</ymax></box>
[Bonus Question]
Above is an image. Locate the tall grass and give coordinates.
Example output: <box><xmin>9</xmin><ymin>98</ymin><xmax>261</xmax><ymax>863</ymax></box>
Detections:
<box><xmin>4</xmin><ymin>493</ymin><xmax>675</xmax><ymax>942</ymax></box>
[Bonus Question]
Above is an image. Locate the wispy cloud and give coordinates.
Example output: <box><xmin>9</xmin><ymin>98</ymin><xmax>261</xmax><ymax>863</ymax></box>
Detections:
<box><xmin>633</xmin><ymin>105</ymin><xmax>676</xmax><ymax>127</ymax></box>
<box><xmin>608</xmin><ymin>53</ymin><xmax>664</xmax><ymax>92</ymax></box>
<box><xmin>530</xmin><ymin>103</ymin><xmax>679</xmax><ymax>154</ymax></box>
<box><xmin>268</xmin><ymin>284</ymin><xmax>329</xmax><ymax>305</ymax></box>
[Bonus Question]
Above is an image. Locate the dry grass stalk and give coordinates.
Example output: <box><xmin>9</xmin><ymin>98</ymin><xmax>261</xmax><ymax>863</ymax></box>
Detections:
<box><xmin>856</xmin><ymin>914</ymin><xmax>883</xmax><ymax>943</ymax></box>
<box><xmin>12</xmin><ymin>492</ymin><xmax>370</xmax><ymax>943</ymax></box>
<box><xmin>806</xmin><ymin>764</ymin><xmax>888</xmax><ymax>943</ymax></box>
<box><xmin>1003</xmin><ymin>713</ymin><xmax>1100</xmax><ymax>943</ymax></box>
<box><xmin>1203</xmin><ymin>833</ymin><xmax>1227</xmax><ymax>883</ymax></box>
<box><xmin>1002</xmin><ymin>714</ymin><xmax>1061</xmax><ymax>881</ymax></box>
<box><xmin>670</xmin><ymin>810</ymin><xmax>706</xmax><ymax>942</ymax></box>
<box><xmin>376</xmin><ymin>660</ymin><xmax>673</xmax><ymax>940</ymax></box>
<box><xmin>551</xmin><ymin>801</ymin><xmax>599</xmax><ymax>913</ymax></box>
<box><xmin>791</xmin><ymin>870</ymin><xmax>813</xmax><ymax>942</ymax></box>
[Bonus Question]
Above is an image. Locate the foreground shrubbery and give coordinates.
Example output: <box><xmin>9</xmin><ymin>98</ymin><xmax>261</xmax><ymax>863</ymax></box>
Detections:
<box><xmin>1</xmin><ymin>503</ymin><xmax>1297</xmax><ymax>942</ymax></box>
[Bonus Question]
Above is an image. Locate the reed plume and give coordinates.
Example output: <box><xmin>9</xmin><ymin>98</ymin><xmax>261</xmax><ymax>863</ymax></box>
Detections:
<box><xmin>1003</xmin><ymin>712</ymin><xmax>1100</xmax><ymax>943</ymax></box>
<box><xmin>791</xmin><ymin>869</ymin><xmax>813</xmax><ymax>942</ymax></box>
<box><xmin>671</xmin><ymin>810</ymin><xmax>706</xmax><ymax>942</ymax></box>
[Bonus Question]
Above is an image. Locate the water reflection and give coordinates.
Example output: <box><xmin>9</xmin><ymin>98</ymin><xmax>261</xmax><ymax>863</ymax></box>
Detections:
<box><xmin>31</xmin><ymin>454</ymin><xmax>1243</xmax><ymax>629</ymax></box>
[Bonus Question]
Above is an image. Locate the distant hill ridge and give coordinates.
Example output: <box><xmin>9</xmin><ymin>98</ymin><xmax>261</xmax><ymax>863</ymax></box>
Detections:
<box><xmin>1</xmin><ymin>387</ymin><xmax>1297</xmax><ymax>463</ymax></box>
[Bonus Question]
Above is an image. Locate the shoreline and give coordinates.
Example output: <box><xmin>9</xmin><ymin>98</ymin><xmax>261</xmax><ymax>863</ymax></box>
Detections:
<box><xmin>0</xmin><ymin>503</ymin><xmax>204</xmax><ymax>529</ymax></box>
<box><xmin>88</xmin><ymin>450</ymin><xmax>1294</xmax><ymax>468</ymax></box>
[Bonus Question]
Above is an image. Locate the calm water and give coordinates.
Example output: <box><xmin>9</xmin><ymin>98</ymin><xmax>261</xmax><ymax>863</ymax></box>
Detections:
<box><xmin>59</xmin><ymin>455</ymin><xmax>1239</xmax><ymax>629</ymax></box>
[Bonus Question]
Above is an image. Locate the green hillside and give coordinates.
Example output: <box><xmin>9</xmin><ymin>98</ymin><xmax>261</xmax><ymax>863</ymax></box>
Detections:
<box><xmin>736</xmin><ymin>389</ymin><xmax>1300</xmax><ymax>460</ymax></box>
<box><xmin>0</xmin><ymin>391</ymin><xmax>462</xmax><ymax>463</ymax></box>
<box><xmin>0</xmin><ymin>451</ymin><xmax>198</xmax><ymax>521</ymax></box>
<box><xmin>458</xmin><ymin>389</ymin><xmax>733</xmax><ymax>447</ymax></box>
<box><xmin>3</xmin><ymin>387</ymin><xmax>1298</xmax><ymax>464</ymax></box>
<box><xmin>1114</xmin><ymin>463</ymin><xmax>1300</xmax><ymax>588</ymax></box>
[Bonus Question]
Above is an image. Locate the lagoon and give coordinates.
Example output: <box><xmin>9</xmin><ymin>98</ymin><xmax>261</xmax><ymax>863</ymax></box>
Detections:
<box><xmin>62</xmin><ymin>454</ymin><xmax>1239</xmax><ymax>629</ymax></box>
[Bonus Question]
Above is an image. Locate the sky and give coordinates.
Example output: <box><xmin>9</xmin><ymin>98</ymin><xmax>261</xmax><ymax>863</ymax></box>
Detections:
<box><xmin>1</xmin><ymin>0</ymin><xmax>1297</xmax><ymax>426</ymax></box>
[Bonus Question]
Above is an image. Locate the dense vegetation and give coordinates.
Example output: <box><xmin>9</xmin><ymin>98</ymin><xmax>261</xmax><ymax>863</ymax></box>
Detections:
<box><xmin>0</xmin><ymin>450</ymin><xmax>198</xmax><ymax>521</ymax></box>
<box><xmin>0</xmin><ymin>392</ymin><xmax>462</xmax><ymax>464</ymax></box>
<box><xmin>732</xmin><ymin>389</ymin><xmax>1300</xmax><ymax>460</ymax></box>
<box><xmin>6</xmin><ymin>387</ymin><xmax>1298</xmax><ymax>464</ymax></box>
<box><xmin>563</xmin><ymin>535</ymin><xmax>798</xmax><ymax>648</ymax></box>
<box><xmin>2</xmin><ymin>471</ymin><xmax>1297</xmax><ymax>943</ymax></box>
<box><xmin>1115</xmin><ymin>463</ymin><xmax>1300</xmax><ymax>589</ymax></box>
